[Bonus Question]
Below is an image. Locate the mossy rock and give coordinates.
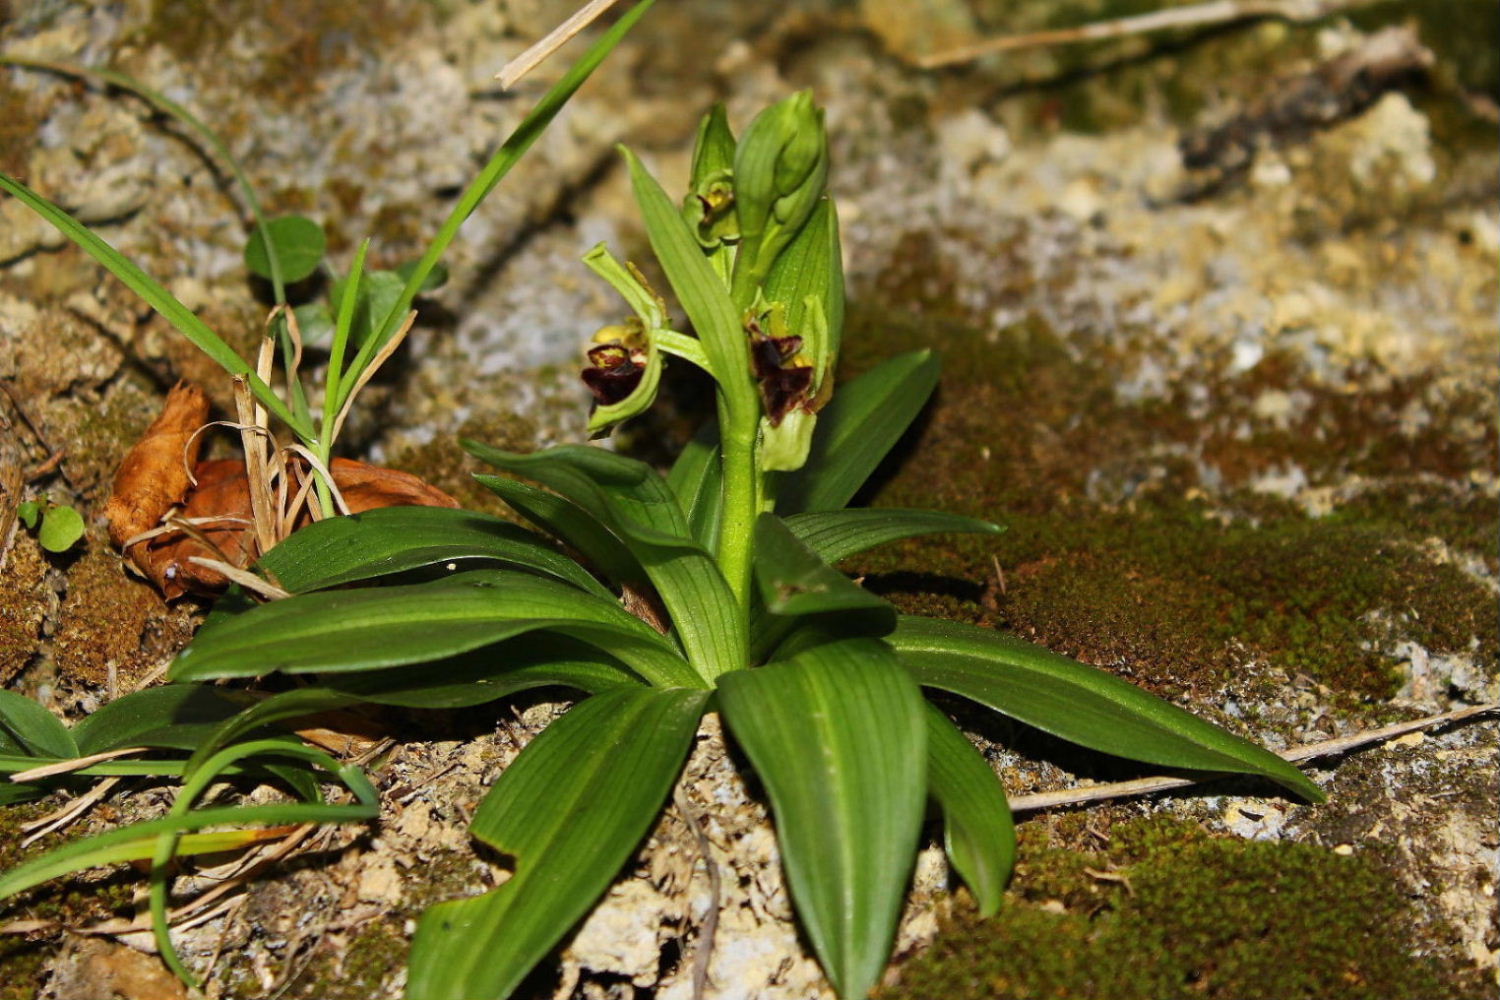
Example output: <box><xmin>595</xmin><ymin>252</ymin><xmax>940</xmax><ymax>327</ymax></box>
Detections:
<box><xmin>887</xmin><ymin>817</ymin><xmax>1485</xmax><ymax>1000</ymax></box>
<box><xmin>844</xmin><ymin>308</ymin><xmax>1497</xmax><ymax>710</ymax></box>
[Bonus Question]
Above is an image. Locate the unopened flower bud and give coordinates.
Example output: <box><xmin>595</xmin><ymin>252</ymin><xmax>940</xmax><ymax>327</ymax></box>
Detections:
<box><xmin>731</xmin><ymin>91</ymin><xmax>828</xmax><ymax>307</ymax></box>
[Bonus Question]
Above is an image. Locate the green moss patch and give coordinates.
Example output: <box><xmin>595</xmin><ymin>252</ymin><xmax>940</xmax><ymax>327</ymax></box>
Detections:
<box><xmin>843</xmin><ymin>309</ymin><xmax>1497</xmax><ymax>706</ymax></box>
<box><xmin>887</xmin><ymin>817</ymin><xmax>1483</xmax><ymax>1000</ymax></box>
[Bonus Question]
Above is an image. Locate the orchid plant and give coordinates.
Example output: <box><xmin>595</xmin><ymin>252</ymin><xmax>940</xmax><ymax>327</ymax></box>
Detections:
<box><xmin>0</xmin><ymin>85</ymin><xmax>1322</xmax><ymax>1000</ymax></box>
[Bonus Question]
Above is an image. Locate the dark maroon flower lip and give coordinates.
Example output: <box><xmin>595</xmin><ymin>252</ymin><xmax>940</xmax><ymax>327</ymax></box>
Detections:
<box><xmin>582</xmin><ymin>362</ymin><xmax>645</xmax><ymax>406</ymax></box>
<box><xmin>582</xmin><ymin>342</ymin><xmax>647</xmax><ymax>406</ymax></box>
<box><xmin>749</xmin><ymin>333</ymin><xmax>813</xmax><ymax>426</ymax></box>
<box><xmin>580</xmin><ymin>313</ymin><xmax>653</xmax><ymax>409</ymax></box>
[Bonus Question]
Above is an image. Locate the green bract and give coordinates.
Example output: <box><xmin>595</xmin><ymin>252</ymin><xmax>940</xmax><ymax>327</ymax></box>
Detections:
<box><xmin>0</xmin><ymin>90</ymin><xmax>1324</xmax><ymax>1000</ymax></box>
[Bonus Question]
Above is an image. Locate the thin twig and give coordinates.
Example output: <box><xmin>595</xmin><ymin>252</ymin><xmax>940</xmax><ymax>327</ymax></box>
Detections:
<box><xmin>9</xmin><ymin>747</ymin><xmax>150</xmax><ymax>783</ymax></box>
<box><xmin>25</xmin><ymin>451</ymin><xmax>66</xmax><ymax>482</ymax></box>
<box><xmin>673</xmin><ymin>788</ymin><xmax>719</xmax><ymax>1000</ymax></box>
<box><xmin>20</xmin><ymin>777</ymin><xmax>122</xmax><ymax>846</ymax></box>
<box><xmin>0</xmin><ymin>463</ymin><xmax>22</xmax><ymax>575</ymax></box>
<box><xmin>182</xmin><ymin>419</ymin><xmax>276</xmax><ymax>487</ymax></box>
<box><xmin>129</xmin><ymin>658</ymin><xmax>174</xmax><ymax>694</ymax></box>
<box><xmin>201</xmin><ymin>895</ymin><xmax>248</xmax><ymax>986</ymax></box>
<box><xmin>185</xmin><ymin>557</ymin><xmax>291</xmax><ymax>600</ymax></box>
<box><xmin>282</xmin><ymin>445</ymin><xmax>349</xmax><ymax>520</ymax></box>
<box><xmin>495</xmin><ymin>0</ymin><xmax>623</xmax><ymax>89</ymax></box>
<box><xmin>278</xmin><ymin>460</ymin><xmax>318</xmax><ymax>529</ymax></box>
<box><xmin>1007</xmin><ymin>702</ymin><xmax>1498</xmax><ymax>814</ymax></box>
<box><xmin>916</xmin><ymin>0</ymin><xmax>1367</xmax><ymax>70</ymax></box>
<box><xmin>349</xmin><ymin>737</ymin><xmax>396</xmax><ymax>769</ymax></box>
<box><xmin>392</xmin><ymin>759</ymin><xmax>461</xmax><ymax>805</ymax></box>
<box><xmin>0</xmin><ymin>919</ymin><xmax>52</xmax><ymax>934</ymax></box>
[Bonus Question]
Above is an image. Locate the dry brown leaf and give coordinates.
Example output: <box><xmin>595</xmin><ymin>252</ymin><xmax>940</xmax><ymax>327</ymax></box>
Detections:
<box><xmin>330</xmin><ymin>456</ymin><xmax>462</xmax><ymax>513</ymax></box>
<box><xmin>107</xmin><ymin>384</ymin><xmax>460</xmax><ymax>598</ymax></box>
<box><xmin>104</xmin><ymin>380</ymin><xmax>209</xmax><ymax>549</ymax></box>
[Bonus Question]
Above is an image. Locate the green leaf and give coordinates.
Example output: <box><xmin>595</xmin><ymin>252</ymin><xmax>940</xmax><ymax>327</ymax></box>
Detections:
<box><xmin>257</xmin><ymin>506</ymin><xmax>609</xmax><ymax>599</ymax></box>
<box><xmin>15</xmin><ymin>500</ymin><xmax>40</xmax><ymax>529</ymax></box>
<box><xmin>470</xmin><ymin>445</ymin><xmax>688</xmax><ymax>537</ymax></box>
<box><xmin>890</xmin><ymin>617</ymin><xmax>1324</xmax><ymax>801</ymax></box>
<box><xmin>717</xmin><ymin>638</ymin><xmax>927</xmax><ymax>1000</ymax></box>
<box><xmin>0</xmin><ymin>796</ymin><xmax>376</xmax><ymax>903</ymax></box>
<box><xmin>170</xmin><ymin>569</ymin><xmax>699</xmax><ymax>689</ymax></box>
<box><xmin>408</xmin><ymin>686</ymin><xmax>708</xmax><ymax>1000</ymax></box>
<box><xmin>472</xmin><ymin>473</ymin><xmax>644</xmax><ymax>587</ymax></box>
<box><xmin>665</xmin><ymin>421</ymin><xmax>723</xmax><ymax>550</ymax></box>
<box><xmin>467</xmin><ymin>444</ymin><xmax>745</xmax><ymax>680</ymax></box>
<box><xmin>785</xmin><ymin>508</ymin><xmax>1002</xmax><ymax>565</ymax></box>
<box><xmin>36</xmin><ymin>504</ymin><xmax>84</xmax><ymax>552</ymax></box>
<box><xmin>346</xmin><ymin>636</ymin><xmax>645</xmax><ymax>707</ymax></box>
<box><xmin>621</xmin><ymin>146</ymin><xmax>758</xmax><ymax>423</ymax></box>
<box><xmin>1</xmin><ymin>826</ymin><xmax>331</xmax><ymax>896</ymax></box>
<box><xmin>244</xmin><ymin>215</ymin><xmax>325</xmax><ymax>283</ymax></box>
<box><xmin>0</xmin><ymin>784</ymin><xmax>45</xmax><ymax>807</ymax></box>
<box><xmin>395</xmin><ymin>258</ymin><xmax>450</xmax><ymax>293</ymax></box>
<box><xmin>330</xmin><ymin>268</ymin><xmax>404</xmax><ymax>349</ymax></box>
<box><xmin>754</xmin><ymin>513</ymin><xmax>893</xmax><ymax>621</ymax></box>
<box><xmin>775</xmin><ymin>350</ymin><xmax>940</xmax><ymax>515</ymax></box>
<box><xmin>184</xmin><ymin>636</ymin><xmax>644</xmax><ymax>779</ymax></box>
<box><xmin>72</xmin><ymin>684</ymin><xmax>252</xmax><ymax>755</ymax></box>
<box><xmin>923</xmin><ymin>703</ymin><xmax>1014</xmax><ymax>916</ymax></box>
<box><xmin>0</xmin><ymin>753</ymin><xmax>274</xmax><ymax>781</ymax></box>
<box><xmin>0</xmin><ymin>690</ymin><xmax>77</xmax><ymax>759</ymax></box>
<box><xmin>0</xmin><ymin>172</ymin><xmax>311</xmax><ymax>439</ymax></box>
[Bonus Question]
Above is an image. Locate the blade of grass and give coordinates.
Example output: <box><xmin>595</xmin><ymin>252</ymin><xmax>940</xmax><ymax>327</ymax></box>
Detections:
<box><xmin>0</xmin><ymin>172</ymin><xmax>311</xmax><ymax>439</ymax></box>
<box><xmin>337</xmin><ymin>0</ymin><xmax>656</xmax><ymax>418</ymax></box>
<box><xmin>149</xmin><ymin>739</ymin><xmax>365</xmax><ymax>986</ymax></box>
<box><xmin>0</xmin><ymin>800</ymin><xmax>375</xmax><ymax>901</ymax></box>
<box><xmin>0</xmin><ymin>57</ymin><xmax>317</xmax><ymax>437</ymax></box>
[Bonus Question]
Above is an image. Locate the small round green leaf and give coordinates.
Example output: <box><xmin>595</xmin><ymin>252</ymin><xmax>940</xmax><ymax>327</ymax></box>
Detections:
<box><xmin>38</xmin><ymin>505</ymin><xmax>84</xmax><ymax>553</ymax></box>
<box><xmin>15</xmin><ymin>500</ymin><xmax>41</xmax><ymax>530</ymax></box>
<box><xmin>244</xmin><ymin>215</ymin><xmax>326</xmax><ymax>283</ymax></box>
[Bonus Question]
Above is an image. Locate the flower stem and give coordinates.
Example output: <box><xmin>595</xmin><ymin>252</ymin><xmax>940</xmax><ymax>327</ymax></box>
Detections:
<box><xmin>716</xmin><ymin>398</ymin><xmax>759</xmax><ymax>618</ymax></box>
